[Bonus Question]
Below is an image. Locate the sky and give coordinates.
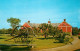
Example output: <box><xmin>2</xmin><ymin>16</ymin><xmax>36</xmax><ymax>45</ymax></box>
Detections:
<box><xmin>0</xmin><ymin>0</ymin><xmax>80</xmax><ymax>29</ymax></box>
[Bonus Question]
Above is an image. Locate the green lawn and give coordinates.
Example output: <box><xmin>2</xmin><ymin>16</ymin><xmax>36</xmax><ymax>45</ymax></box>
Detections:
<box><xmin>0</xmin><ymin>34</ymin><xmax>73</xmax><ymax>51</ymax></box>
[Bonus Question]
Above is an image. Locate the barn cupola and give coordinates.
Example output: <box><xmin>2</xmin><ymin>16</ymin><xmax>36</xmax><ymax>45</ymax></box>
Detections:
<box><xmin>28</xmin><ymin>20</ymin><xmax>30</xmax><ymax>24</ymax></box>
<box><xmin>64</xmin><ymin>19</ymin><xmax>66</xmax><ymax>22</ymax></box>
<box><xmin>48</xmin><ymin>18</ymin><xmax>51</xmax><ymax>24</ymax></box>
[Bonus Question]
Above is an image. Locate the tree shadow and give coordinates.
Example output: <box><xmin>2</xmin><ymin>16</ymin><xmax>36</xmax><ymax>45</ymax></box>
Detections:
<box><xmin>53</xmin><ymin>41</ymin><xmax>60</xmax><ymax>43</ymax></box>
<box><xmin>75</xmin><ymin>49</ymin><xmax>80</xmax><ymax>51</ymax></box>
<box><xmin>37</xmin><ymin>37</ymin><xmax>54</xmax><ymax>40</ymax></box>
<box><xmin>10</xmin><ymin>46</ymin><xmax>32</xmax><ymax>51</ymax></box>
<box><xmin>0</xmin><ymin>45</ymin><xmax>11</xmax><ymax>51</ymax></box>
<box><xmin>0</xmin><ymin>45</ymin><xmax>34</xmax><ymax>51</ymax></box>
<box><xmin>0</xmin><ymin>38</ymin><xmax>5</xmax><ymax>39</ymax></box>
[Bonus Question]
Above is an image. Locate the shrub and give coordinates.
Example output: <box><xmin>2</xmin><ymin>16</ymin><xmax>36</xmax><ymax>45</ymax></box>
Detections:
<box><xmin>72</xmin><ymin>27</ymin><xmax>79</xmax><ymax>35</ymax></box>
<box><xmin>54</xmin><ymin>33</ymin><xmax>70</xmax><ymax>43</ymax></box>
<box><xmin>78</xmin><ymin>36</ymin><xmax>80</xmax><ymax>39</ymax></box>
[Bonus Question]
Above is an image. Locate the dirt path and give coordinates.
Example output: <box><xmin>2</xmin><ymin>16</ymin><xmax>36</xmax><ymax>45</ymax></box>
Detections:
<box><xmin>39</xmin><ymin>37</ymin><xmax>80</xmax><ymax>51</ymax></box>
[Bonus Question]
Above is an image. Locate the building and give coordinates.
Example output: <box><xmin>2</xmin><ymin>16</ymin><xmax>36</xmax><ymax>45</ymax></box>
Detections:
<box><xmin>22</xmin><ymin>20</ymin><xmax>40</xmax><ymax>29</ymax></box>
<box><xmin>58</xmin><ymin>19</ymin><xmax>72</xmax><ymax>35</ymax></box>
<box><xmin>22</xmin><ymin>19</ymin><xmax>72</xmax><ymax>35</ymax></box>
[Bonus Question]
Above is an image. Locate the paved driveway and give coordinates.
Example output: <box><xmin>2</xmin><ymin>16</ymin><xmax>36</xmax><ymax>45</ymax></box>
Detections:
<box><xmin>39</xmin><ymin>37</ymin><xmax>80</xmax><ymax>51</ymax></box>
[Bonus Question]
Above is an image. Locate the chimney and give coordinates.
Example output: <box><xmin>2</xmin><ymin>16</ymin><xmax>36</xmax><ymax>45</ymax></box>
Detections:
<box><xmin>48</xmin><ymin>21</ymin><xmax>51</xmax><ymax>23</ymax></box>
<box><xmin>64</xmin><ymin>19</ymin><xmax>66</xmax><ymax>22</ymax></box>
<box><xmin>48</xmin><ymin>18</ymin><xmax>51</xmax><ymax>24</ymax></box>
<box><xmin>28</xmin><ymin>21</ymin><xmax>30</xmax><ymax>24</ymax></box>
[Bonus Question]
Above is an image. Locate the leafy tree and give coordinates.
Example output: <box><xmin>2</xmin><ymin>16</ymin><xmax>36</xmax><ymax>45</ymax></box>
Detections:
<box><xmin>32</xmin><ymin>27</ymin><xmax>40</xmax><ymax>37</ymax></box>
<box><xmin>6</xmin><ymin>26</ymin><xmax>34</xmax><ymax>44</ymax></box>
<box><xmin>39</xmin><ymin>23</ymin><xmax>49</xmax><ymax>38</ymax></box>
<box><xmin>7</xmin><ymin>17</ymin><xmax>21</xmax><ymax>29</ymax></box>
<box><xmin>54</xmin><ymin>32</ymin><xmax>70</xmax><ymax>43</ymax></box>
<box><xmin>79</xmin><ymin>28</ymin><xmax>80</xmax><ymax>34</ymax></box>
<box><xmin>39</xmin><ymin>23</ymin><xmax>55</xmax><ymax>38</ymax></box>
<box><xmin>39</xmin><ymin>23</ymin><xmax>48</xmax><ymax>32</ymax></box>
<box><xmin>7</xmin><ymin>28</ymin><xmax>13</xmax><ymax>34</ymax></box>
<box><xmin>72</xmin><ymin>27</ymin><xmax>79</xmax><ymax>35</ymax></box>
<box><xmin>44</xmin><ymin>30</ymin><xmax>49</xmax><ymax>38</ymax></box>
<box><xmin>48</xmin><ymin>24</ymin><xmax>54</xmax><ymax>34</ymax></box>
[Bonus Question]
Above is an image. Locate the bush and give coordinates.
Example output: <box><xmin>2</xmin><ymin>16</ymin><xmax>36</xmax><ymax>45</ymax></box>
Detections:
<box><xmin>0</xmin><ymin>28</ymin><xmax>12</xmax><ymax>34</ymax></box>
<box><xmin>78</xmin><ymin>36</ymin><xmax>80</xmax><ymax>39</ymax></box>
<box><xmin>72</xmin><ymin>27</ymin><xmax>79</xmax><ymax>35</ymax></box>
<box><xmin>54</xmin><ymin>33</ymin><xmax>70</xmax><ymax>43</ymax></box>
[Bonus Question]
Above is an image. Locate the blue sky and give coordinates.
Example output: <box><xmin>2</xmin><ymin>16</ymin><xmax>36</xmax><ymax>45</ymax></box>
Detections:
<box><xmin>0</xmin><ymin>0</ymin><xmax>80</xmax><ymax>29</ymax></box>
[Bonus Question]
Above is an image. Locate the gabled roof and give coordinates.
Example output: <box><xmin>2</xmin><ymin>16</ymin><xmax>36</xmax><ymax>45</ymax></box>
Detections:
<box><xmin>58</xmin><ymin>21</ymin><xmax>71</xmax><ymax>27</ymax></box>
<box><xmin>23</xmin><ymin>22</ymin><xmax>40</xmax><ymax>28</ymax></box>
<box><xmin>29</xmin><ymin>23</ymin><xmax>40</xmax><ymax>28</ymax></box>
<box><xmin>23</xmin><ymin>22</ymin><xmax>60</xmax><ymax>28</ymax></box>
<box><xmin>51</xmin><ymin>23</ymin><xmax>60</xmax><ymax>27</ymax></box>
<box><xmin>23</xmin><ymin>21</ymin><xmax>71</xmax><ymax>28</ymax></box>
<box><xmin>23</xmin><ymin>23</ymin><xmax>31</xmax><ymax>28</ymax></box>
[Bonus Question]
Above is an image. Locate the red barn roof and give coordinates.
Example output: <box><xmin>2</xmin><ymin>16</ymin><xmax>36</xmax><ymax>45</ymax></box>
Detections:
<box><xmin>23</xmin><ymin>23</ymin><xmax>31</xmax><ymax>28</ymax></box>
<box><xmin>58</xmin><ymin>21</ymin><xmax>71</xmax><ymax>27</ymax></box>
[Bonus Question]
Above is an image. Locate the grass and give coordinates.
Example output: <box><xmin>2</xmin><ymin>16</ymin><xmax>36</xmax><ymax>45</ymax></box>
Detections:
<box><xmin>0</xmin><ymin>34</ymin><xmax>73</xmax><ymax>51</ymax></box>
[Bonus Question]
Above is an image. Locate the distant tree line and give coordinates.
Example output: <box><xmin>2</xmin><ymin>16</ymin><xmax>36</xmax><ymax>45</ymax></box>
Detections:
<box><xmin>0</xmin><ymin>28</ymin><xmax>12</xmax><ymax>34</ymax></box>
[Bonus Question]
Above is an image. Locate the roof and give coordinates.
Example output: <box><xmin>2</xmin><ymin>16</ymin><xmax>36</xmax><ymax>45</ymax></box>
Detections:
<box><xmin>51</xmin><ymin>23</ymin><xmax>60</xmax><ymax>27</ymax></box>
<box><xmin>58</xmin><ymin>21</ymin><xmax>72</xmax><ymax>27</ymax></box>
<box><xmin>23</xmin><ymin>23</ymin><xmax>31</xmax><ymax>28</ymax></box>
<box><xmin>29</xmin><ymin>23</ymin><xmax>40</xmax><ymax>28</ymax></box>
<box><xmin>23</xmin><ymin>22</ymin><xmax>60</xmax><ymax>28</ymax></box>
<box><xmin>23</xmin><ymin>22</ymin><xmax>40</xmax><ymax>28</ymax></box>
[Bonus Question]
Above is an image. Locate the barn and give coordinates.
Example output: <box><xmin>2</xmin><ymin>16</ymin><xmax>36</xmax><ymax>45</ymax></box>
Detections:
<box><xmin>21</xmin><ymin>21</ymin><xmax>32</xmax><ymax>29</ymax></box>
<box><xmin>22</xmin><ymin>21</ymin><xmax>40</xmax><ymax>29</ymax></box>
<box><xmin>22</xmin><ymin>19</ymin><xmax>72</xmax><ymax>35</ymax></box>
<box><xmin>58</xmin><ymin>19</ymin><xmax>72</xmax><ymax>35</ymax></box>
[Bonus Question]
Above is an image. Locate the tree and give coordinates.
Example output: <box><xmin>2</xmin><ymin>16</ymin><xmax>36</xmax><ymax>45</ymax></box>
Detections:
<box><xmin>6</xmin><ymin>26</ymin><xmax>35</xmax><ymax>44</ymax></box>
<box><xmin>7</xmin><ymin>28</ymin><xmax>13</xmax><ymax>34</ymax></box>
<box><xmin>54</xmin><ymin>32</ymin><xmax>70</xmax><ymax>43</ymax></box>
<box><xmin>48</xmin><ymin>25</ymin><xmax>56</xmax><ymax>37</ymax></box>
<box><xmin>7</xmin><ymin>17</ymin><xmax>21</xmax><ymax>29</ymax></box>
<box><xmin>0</xmin><ymin>28</ymin><xmax>8</xmax><ymax>34</ymax></box>
<box><xmin>39</xmin><ymin>23</ymin><xmax>54</xmax><ymax>38</ymax></box>
<box><xmin>32</xmin><ymin>27</ymin><xmax>39</xmax><ymax>36</ymax></box>
<box><xmin>39</xmin><ymin>23</ymin><xmax>49</xmax><ymax>38</ymax></box>
<box><xmin>72</xmin><ymin>27</ymin><xmax>79</xmax><ymax>35</ymax></box>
